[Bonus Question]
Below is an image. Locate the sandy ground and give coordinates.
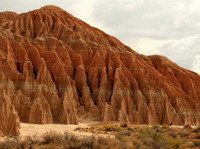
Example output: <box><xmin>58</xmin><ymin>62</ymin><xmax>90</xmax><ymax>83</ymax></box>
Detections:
<box><xmin>19</xmin><ymin>122</ymin><xmax>93</xmax><ymax>138</ymax></box>
<box><xmin>18</xmin><ymin>123</ymin><xmax>196</xmax><ymax>139</ymax></box>
<box><xmin>0</xmin><ymin>122</ymin><xmax>197</xmax><ymax>142</ymax></box>
<box><xmin>0</xmin><ymin>122</ymin><xmax>112</xmax><ymax>142</ymax></box>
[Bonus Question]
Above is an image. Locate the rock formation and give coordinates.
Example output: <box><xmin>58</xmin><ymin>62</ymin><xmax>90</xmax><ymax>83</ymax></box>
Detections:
<box><xmin>0</xmin><ymin>5</ymin><xmax>200</xmax><ymax>136</ymax></box>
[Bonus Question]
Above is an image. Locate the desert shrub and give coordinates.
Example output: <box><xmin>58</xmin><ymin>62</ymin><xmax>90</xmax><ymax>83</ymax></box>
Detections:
<box><xmin>97</xmin><ymin>136</ymin><xmax>116</xmax><ymax>148</ymax></box>
<box><xmin>142</xmin><ymin>129</ymin><xmax>165</xmax><ymax>148</ymax></box>
<box><xmin>79</xmin><ymin>136</ymin><xmax>96</xmax><ymax>148</ymax></box>
<box><xmin>20</xmin><ymin>140</ymin><xmax>32</xmax><ymax>149</ymax></box>
<box><xmin>104</xmin><ymin>125</ymin><xmax>114</xmax><ymax>131</ymax></box>
<box><xmin>64</xmin><ymin>131</ymin><xmax>78</xmax><ymax>142</ymax></box>
<box><xmin>195</xmin><ymin>134</ymin><xmax>200</xmax><ymax>139</ymax></box>
<box><xmin>24</xmin><ymin>133</ymin><xmax>40</xmax><ymax>144</ymax></box>
<box><xmin>135</xmin><ymin>127</ymin><xmax>183</xmax><ymax>149</ymax></box>
<box><xmin>151</xmin><ymin>125</ymin><xmax>164</xmax><ymax>133</ymax></box>
<box><xmin>164</xmin><ymin>136</ymin><xmax>182</xmax><ymax>148</ymax></box>
<box><xmin>193</xmin><ymin>139</ymin><xmax>200</xmax><ymax>147</ymax></box>
<box><xmin>2</xmin><ymin>125</ymin><xmax>198</xmax><ymax>149</ymax></box>
<box><xmin>127</xmin><ymin>126</ymin><xmax>133</xmax><ymax>131</ymax></box>
<box><xmin>99</xmin><ymin>138</ymin><xmax>120</xmax><ymax>149</ymax></box>
<box><xmin>63</xmin><ymin>136</ymin><xmax>98</xmax><ymax>149</ymax></box>
<box><xmin>74</xmin><ymin>126</ymin><xmax>82</xmax><ymax>131</ymax></box>
<box><xmin>0</xmin><ymin>140</ymin><xmax>21</xmax><ymax>149</ymax></box>
<box><xmin>180</xmin><ymin>142</ymin><xmax>195</xmax><ymax>148</ymax></box>
<box><xmin>183</xmin><ymin>124</ymin><xmax>192</xmax><ymax>130</ymax></box>
<box><xmin>178</xmin><ymin>129</ymin><xmax>191</xmax><ymax>138</ymax></box>
<box><xmin>151</xmin><ymin>125</ymin><xmax>160</xmax><ymax>129</ymax></box>
<box><xmin>115</xmin><ymin>130</ymin><xmax>132</xmax><ymax>140</ymax></box>
<box><xmin>166</xmin><ymin>128</ymin><xmax>181</xmax><ymax>139</ymax></box>
<box><xmin>162</xmin><ymin>124</ymin><xmax>169</xmax><ymax>129</ymax></box>
<box><xmin>197</xmin><ymin>125</ymin><xmax>200</xmax><ymax>132</ymax></box>
<box><xmin>120</xmin><ymin>123</ymin><xmax>128</xmax><ymax>128</ymax></box>
<box><xmin>104</xmin><ymin>125</ymin><xmax>121</xmax><ymax>132</ymax></box>
<box><xmin>193</xmin><ymin>125</ymin><xmax>200</xmax><ymax>133</ymax></box>
<box><xmin>42</xmin><ymin>130</ymin><xmax>64</xmax><ymax>144</ymax></box>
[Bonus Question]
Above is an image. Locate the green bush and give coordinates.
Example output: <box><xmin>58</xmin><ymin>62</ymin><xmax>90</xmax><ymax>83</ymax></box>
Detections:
<box><xmin>115</xmin><ymin>130</ymin><xmax>132</xmax><ymax>140</ymax></box>
<box><xmin>135</xmin><ymin>127</ymin><xmax>183</xmax><ymax>149</ymax></box>
<box><xmin>104</xmin><ymin>125</ymin><xmax>121</xmax><ymax>131</ymax></box>
<box><xmin>165</xmin><ymin>136</ymin><xmax>182</xmax><ymax>148</ymax></box>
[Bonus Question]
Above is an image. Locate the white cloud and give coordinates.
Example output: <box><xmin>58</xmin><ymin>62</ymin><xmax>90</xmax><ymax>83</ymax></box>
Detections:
<box><xmin>159</xmin><ymin>35</ymin><xmax>200</xmax><ymax>70</ymax></box>
<box><xmin>192</xmin><ymin>55</ymin><xmax>200</xmax><ymax>74</ymax></box>
<box><xmin>91</xmin><ymin>0</ymin><xmax>200</xmax><ymax>73</ymax></box>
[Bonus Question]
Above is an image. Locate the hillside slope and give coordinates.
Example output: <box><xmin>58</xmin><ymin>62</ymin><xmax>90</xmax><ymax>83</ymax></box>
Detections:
<box><xmin>0</xmin><ymin>5</ymin><xmax>200</xmax><ymax>136</ymax></box>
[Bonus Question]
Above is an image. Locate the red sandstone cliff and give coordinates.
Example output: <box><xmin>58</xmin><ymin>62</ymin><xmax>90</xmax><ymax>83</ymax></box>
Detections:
<box><xmin>0</xmin><ymin>5</ymin><xmax>200</xmax><ymax>136</ymax></box>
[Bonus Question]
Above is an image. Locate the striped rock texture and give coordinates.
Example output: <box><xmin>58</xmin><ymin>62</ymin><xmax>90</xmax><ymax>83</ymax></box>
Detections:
<box><xmin>0</xmin><ymin>5</ymin><xmax>200</xmax><ymax>136</ymax></box>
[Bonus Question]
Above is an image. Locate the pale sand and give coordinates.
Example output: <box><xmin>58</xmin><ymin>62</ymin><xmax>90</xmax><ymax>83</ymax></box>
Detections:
<box><xmin>0</xmin><ymin>122</ymin><xmax>113</xmax><ymax>142</ymax></box>
<box><xmin>1</xmin><ymin>123</ymin><xmax>195</xmax><ymax>142</ymax></box>
<box><xmin>19</xmin><ymin>122</ymin><xmax>98</xmax><ymax>138</ymax></box>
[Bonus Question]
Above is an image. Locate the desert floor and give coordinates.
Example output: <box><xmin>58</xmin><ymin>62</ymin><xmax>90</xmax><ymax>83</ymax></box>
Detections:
<box><xmin>0</xmin><ymin>122</ymin><xmax>197</xmax><ymax>142</ymax></box>
<box><xmin>20</xmin><ymin>122</ymin><xmax>92</xmax><ymax>138</ymax></box>
<box><xmin>0</xmin><ymin>121</ymin><xmax>112</xmax><ymax>142</ymax></box>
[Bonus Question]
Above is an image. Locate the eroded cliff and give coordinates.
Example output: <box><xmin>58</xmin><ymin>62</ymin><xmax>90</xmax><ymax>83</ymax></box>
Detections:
<box><xmin>0</xmin><ymin>5</ymin><xmax>200</xmax><ymax>136</ymax></box>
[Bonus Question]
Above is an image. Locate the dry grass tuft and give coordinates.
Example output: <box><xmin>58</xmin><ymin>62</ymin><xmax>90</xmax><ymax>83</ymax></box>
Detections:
<box><xmin>42</xmin><ymin>130</ymin><xmax>63</xmax><ymax>144</ymax></box>
<box><xmin>1</xmin><ymin>124</ymin><xmax>200</xmax><ymax>149</ymax></box>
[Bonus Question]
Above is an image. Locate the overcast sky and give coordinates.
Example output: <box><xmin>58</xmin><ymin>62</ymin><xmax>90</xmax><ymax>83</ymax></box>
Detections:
<box><xmin>0</xmin><ymin>0</ymin><xmax>200</xmax><ymax>74</ymax></box>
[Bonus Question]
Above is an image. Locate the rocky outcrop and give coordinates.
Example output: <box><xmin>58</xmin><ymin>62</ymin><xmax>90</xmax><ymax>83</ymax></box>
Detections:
<box><xmin>0</xmin><ymin>101</ymin><xmax>20</xmax><ymax>136</ymax></box>
<box><xmin>59</xmin><ymin>91</ymin><xmax>78</xmax><ymax>124</ymax></box>
<box><xmin>0</xmin><ymin>11</ymin><xmax>18</xmax><ymax>25</ymax></box>
<box><xmin>28</xmin><ymin>91</ymin><xmax>53</xmax><ymax>124</ymax></box>
<box><xmin>0</xmin><ymin>5</ymin><xmax>200</xmax><ymax>136</ymax></box>
<box><xmin>0</xmin><ymin>88</ymin><xmax>20</xmax><ymax>136</ymax></box>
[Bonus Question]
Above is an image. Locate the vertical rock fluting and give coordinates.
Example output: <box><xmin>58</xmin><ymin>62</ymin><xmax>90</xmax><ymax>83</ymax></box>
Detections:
<box><xmin>0</xmin><ymin>5</ymin><xmax>200</xmax><ymax>136</ymax></box>
<box><xmin>0</xmin><ymin>101</ymin><xmax>20</xmax><ymax>136</ymax></box>
<box><xmin>0</xmin><ymin>88</ymin><xmax>21</xmax><ymax>136</ymax></box>
<box><xmin>28</xmin><ymin>90</ymin><xmax>53</xmax><ymax>124</ymax></box>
